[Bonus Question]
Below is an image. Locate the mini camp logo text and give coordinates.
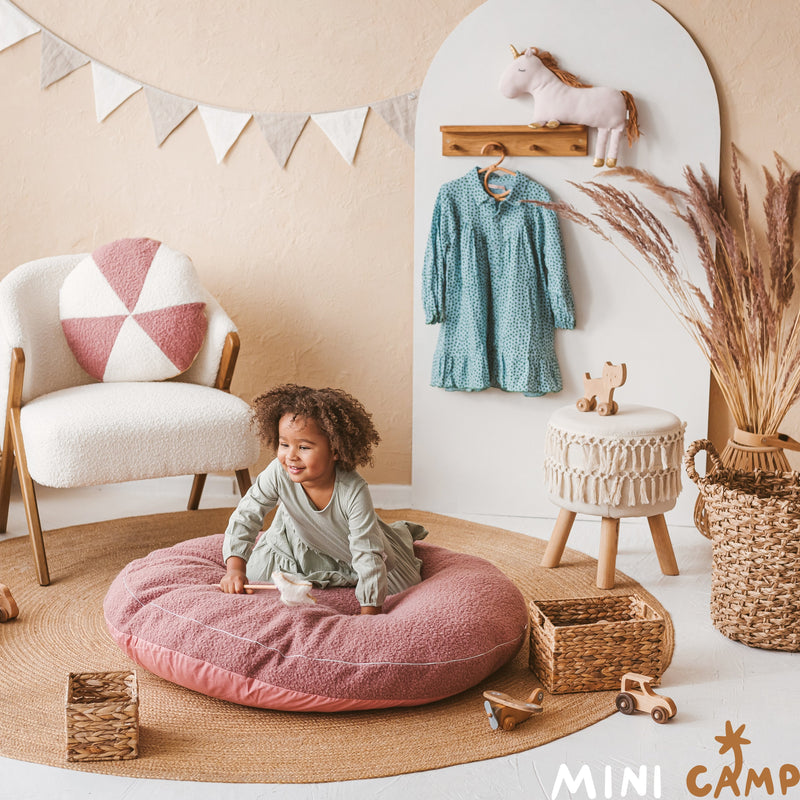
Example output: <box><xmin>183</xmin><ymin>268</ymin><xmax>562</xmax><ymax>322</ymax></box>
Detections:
<box><xmin>687</xmin><ymin>721</ymin><xmax>800</xmax><ymax>797</ymax></box>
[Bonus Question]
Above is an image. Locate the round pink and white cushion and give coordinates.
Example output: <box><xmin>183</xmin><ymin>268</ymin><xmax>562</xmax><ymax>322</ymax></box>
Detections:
<box><xmin>104</xmin><ymin>535</ymin><xmax>528</xmax><ymax>711</ymax></box>
<box><xmin>59</xmin><ymin>238</ymin><xmax>207</xmax><ymax>382</ymax></box>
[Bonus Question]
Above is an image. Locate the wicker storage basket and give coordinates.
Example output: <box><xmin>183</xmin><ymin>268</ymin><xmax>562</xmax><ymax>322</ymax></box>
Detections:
<box><xmin>66</xmin><ymin>670</ymin><xmax>138</xmax><ymax>762</ymax></box>
<box><xmin>528</xmin><ymin>595</ymin><xmax>666</xmax><ymax>693</ymax></box>
<box><xmin>686</xmin><ymin>439</ymin><xmax>800</xmax><ymax>652</ymax></box>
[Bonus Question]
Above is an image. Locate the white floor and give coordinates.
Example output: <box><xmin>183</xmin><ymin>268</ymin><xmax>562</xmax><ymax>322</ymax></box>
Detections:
<box><xmin>1</xmin><ymin>479</ymin><xmax>798</xmax><ymax>800</ymax></box>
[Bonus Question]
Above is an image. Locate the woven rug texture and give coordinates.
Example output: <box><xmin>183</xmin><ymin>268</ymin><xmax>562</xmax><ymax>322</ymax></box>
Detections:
<box><xmin>0</xmin><ymin>507</ymin><xmax>673</xmax><ymax>783</ymax></box>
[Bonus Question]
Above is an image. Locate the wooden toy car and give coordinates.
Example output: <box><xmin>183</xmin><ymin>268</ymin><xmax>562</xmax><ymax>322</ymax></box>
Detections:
<box><xmin>615</xmin><ymin>672</ymin><xmax>676</xmax><ymax>724</ymax></box>
<box><xmin>483</xmin><ymin>687</ymin><xmax>545</xmax><ymax>731</ymax></box>
<box><xmin>0</xmin><ymin>584</ymin><xmax>19</xmax><ymax>622</ymax></box>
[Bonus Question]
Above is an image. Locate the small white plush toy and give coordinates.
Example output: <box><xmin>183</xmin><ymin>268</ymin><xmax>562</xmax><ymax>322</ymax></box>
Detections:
<box><xmin>269</xmin><ymin>572</ymin><xmax>316</xmax><ymax>606</ymax></box>
<box><xmin>217</xmin><ymin>571</ymin><xmax>316</xmax><ymax>606</ymax></box>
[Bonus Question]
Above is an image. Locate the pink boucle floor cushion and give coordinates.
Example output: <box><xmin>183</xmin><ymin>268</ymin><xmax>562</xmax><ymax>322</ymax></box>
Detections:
<box><xmin>103</xmin><ymin>534</ymin><xmax>528</xmax><ymax>712</ymax></box>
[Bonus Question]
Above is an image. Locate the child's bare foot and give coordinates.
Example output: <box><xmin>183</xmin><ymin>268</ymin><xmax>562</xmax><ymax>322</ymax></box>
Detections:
<box><xmin>0</xmin><ymin>584</ymin><xmax>19</xmax><ymax>622</ymax></box>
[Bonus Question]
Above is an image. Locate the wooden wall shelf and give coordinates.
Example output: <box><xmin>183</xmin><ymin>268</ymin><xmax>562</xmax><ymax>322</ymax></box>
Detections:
<box><xmin>440</xmin><ymin>125</ymin><xmax>588</xmax><ymax>158</ymax></box>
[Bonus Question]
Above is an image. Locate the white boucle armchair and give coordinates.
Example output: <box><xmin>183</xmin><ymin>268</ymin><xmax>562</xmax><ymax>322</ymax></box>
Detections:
<box><xmin>0</xmin><ymin>254</ymin><xmax>260</xmax><ymax>585</ymax></box>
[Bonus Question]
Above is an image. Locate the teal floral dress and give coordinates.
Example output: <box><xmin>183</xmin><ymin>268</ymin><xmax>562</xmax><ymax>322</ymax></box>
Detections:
<box><xmin>422</xmin><ymin>167</ymin><xmax>575</xmax><ymax>396</ymax></box>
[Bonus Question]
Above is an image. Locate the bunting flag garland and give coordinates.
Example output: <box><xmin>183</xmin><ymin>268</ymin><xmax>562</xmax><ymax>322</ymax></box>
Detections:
<box><xmin>91</xmin><ymin>62</ymin><xmax>141</xmax><ymax>122</ymax></box>
<box><xmin>311</xmin><ymin>107</ymin><xmax>369</xmax><ymax>166</ymax></box>
<box><xmin>372</xmin><ymin>91</ymin><xmax>418</xmax><ymax>148</ymax></box>
<box><xmin>254</xmin><ymin>112</ymin><xmax>309</xmax><ymax>168</ymax></box>
<box><xmin>197</xmin><ymin>105</ymin><xmax>252</xmax><ymax>164</ymax></box>
<box><xmin>0</xmin><ymin>0</ymin><xmax>419</xmax><ymax>166</ymax></box>
<box><xmin>0</xmin><ymin>0</ymin><xmax>36</xmax><ymax>51</ymax></box>
<box><xmin>144</xmin><ymin>86</ymin><xmax>196</xmax><ymax>146</ymax></box>
<box><xmin>39</xmin><ymin>30</ymin><xmax>89</xmax><ymax>89</ymax></box>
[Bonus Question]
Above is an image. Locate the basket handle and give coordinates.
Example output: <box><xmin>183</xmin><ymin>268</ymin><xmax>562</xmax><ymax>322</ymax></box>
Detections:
<box><xmin>684</xmin><ymin>439</ymin><xmax>724</xmax><ymax>484</ymax></box>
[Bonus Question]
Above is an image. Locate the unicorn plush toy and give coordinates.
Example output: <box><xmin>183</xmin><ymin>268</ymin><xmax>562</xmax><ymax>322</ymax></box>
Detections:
<box><xmin>499</xmin><ymin>45</ymin><xmax>640</xmax><ymax>167</ymax></box>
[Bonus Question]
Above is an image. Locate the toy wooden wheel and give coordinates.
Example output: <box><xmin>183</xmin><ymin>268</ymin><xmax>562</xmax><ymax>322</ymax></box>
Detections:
<box><xmin>576</xmin><ymin>397</ymin><xmax>597</xmax><ymax>412</ymax></box>
<box><xmin>501</xmin><ymin>715</ymin><xmax>517</xmax><ymax>731</ymax></box>
<box><xmin>597</xmin><ymin>402</ymin><xmax>612</xmax><ymax>416</ymax></box>
<box><xmin>651</xmin><ymin>706</ymin><xmax>670</xmax><ymax>724</ymax></box>
<box><xmin>615</xmin><ymin>692</ymin><xmax>635</xmax><ymax>714</ymax></box>
<box><xmin>0</xmin><ymin>584</ymin><xmax>18</xmax><ymax>622</ymax></box>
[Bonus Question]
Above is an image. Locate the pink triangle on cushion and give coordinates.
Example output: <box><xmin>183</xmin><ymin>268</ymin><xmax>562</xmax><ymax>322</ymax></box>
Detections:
<box><xmin>92</xmin><ymin>238</ymin><xmax>161</xmax><ymax>312</ymax></box>
<box><xmin>61</xmin><ymin>316</ymin><xmax>127</xmax><ymax>381</ymax></box>
<box><xmin>133</xmin><ymin>303</ymin><xmax>207</xmax><ymax>371</ymax></box>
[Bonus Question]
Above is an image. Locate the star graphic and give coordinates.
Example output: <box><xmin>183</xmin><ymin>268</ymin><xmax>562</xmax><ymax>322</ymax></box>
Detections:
<box><xmin>715</xmin><ymin>721</ymin><xmax>751</xmax><ymax>755</ymax></box>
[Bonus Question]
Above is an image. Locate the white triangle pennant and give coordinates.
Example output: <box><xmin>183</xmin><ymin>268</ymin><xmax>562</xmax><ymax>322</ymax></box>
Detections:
<box><xmin>40</xmin><ymin>30</ymin><xmax>89</xmax><ymax>89</ymax></box>
<box><xmin>254</xmin><ymin>112</ymin><xmax>309</xmax><ymax>168</ymax></box>
<box><xmin>198</xmin><ymin>105</ymin><xmax>251</xmax><ymax>163</ymax></box>
<box><xmin>144</xmin><ymin>87</ymin><xmax>196</xmax><ymax>146</ymax></box>
<box><xmin>311</xmin><ymin>106</ymin><xmax>369</xmax><ymax>165</ymax></box>
<box><xmin>91</xmin><ymin>62</ymin><xmax>141</xmax><ymax>122</ymax></box>
<box><xmin>372</xmin><ymin>90</ymin><xmax>418</xmax><ymax>148</ymax></box>
<box><xmin>0</xmin><ymin>0</ymin><xmax>40</xmax><ymax>52</ymax></box>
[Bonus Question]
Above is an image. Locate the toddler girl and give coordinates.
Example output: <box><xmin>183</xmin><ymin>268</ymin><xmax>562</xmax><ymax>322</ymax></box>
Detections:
<box><xmin>220</xmin><ymin>384</ymin><xmax>427</xmax><ymax>614</ymax></box>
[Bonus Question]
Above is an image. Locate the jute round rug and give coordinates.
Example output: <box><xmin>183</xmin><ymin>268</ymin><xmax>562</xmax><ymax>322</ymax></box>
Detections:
<box><xmin>0</xmin><ymin>508</ymin><xmax>673</xmax><ymax>783</ymax></box>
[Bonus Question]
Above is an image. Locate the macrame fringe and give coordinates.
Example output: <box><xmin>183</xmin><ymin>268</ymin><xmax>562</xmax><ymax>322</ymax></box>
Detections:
<box><xmin>543</xmin><ymin>426</ymin><xmax>685</xmax><ymax>508</ymax></box>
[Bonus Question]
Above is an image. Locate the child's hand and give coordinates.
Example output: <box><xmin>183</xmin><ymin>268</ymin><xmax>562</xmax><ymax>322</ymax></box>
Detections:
<box><xmin>360</xmin><ymin>606</ymin><xmax>383</xmax><ymax>615</ymax></box>
<box><xmin>220</xmin><ymin>557</ymin><xmax>252</xmax><ymax>594</ymax></box>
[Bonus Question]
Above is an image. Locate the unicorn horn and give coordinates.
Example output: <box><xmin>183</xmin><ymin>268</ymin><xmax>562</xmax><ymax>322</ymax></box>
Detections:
<box><xmin>509</xmin><ymin>44</ymin><xmax>521</xmax><ymax>59</ymax></box>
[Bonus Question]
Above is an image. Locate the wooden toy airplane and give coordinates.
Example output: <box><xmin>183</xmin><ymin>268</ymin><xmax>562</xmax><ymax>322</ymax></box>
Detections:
<box><xmin>483</xmin><ymin>687</ymin><xmax>545</xmax><ymax>731</ymax></box>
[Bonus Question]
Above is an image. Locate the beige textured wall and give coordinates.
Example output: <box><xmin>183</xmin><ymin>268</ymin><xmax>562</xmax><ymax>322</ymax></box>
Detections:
<box><xmin>0</xmin><ymin>1</ymin><xmax>796</xmax><ymax>482</ymax></box>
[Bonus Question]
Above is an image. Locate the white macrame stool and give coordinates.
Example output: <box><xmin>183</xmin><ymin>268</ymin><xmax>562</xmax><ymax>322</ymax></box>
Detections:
<box><xmin>541</xmin><ymin>404</ymin><xmax>685</xmax><ymax>589</ymax></box>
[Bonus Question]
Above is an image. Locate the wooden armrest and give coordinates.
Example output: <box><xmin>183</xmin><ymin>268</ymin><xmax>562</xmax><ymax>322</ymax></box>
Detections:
<box><xmin>214</xmin><ymin>331</ymin><xmax>240</xmax><ymax>391</ymax></box>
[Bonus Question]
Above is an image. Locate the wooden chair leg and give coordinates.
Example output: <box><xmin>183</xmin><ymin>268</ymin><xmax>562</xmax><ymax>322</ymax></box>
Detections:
<box><xmin>5</xmin><ymin>349</ymin><xmax>49</xmax><ymax>585</ymax></box>
<box><xmin>189</xmin><ymin>469</ymin><xmax>250</xmax><ymax>510</ymax></box>
<box><xmin>597</xmin><ymin>517</ymin><xmax>619</xmax><ymax>589</ymax></box>
<box><xmin>541</xmin><ymin>508</ymin><xmax>576</xmax><ymax>568</ymax></box>
<box><xmin>187</xmin><ymin>474</ymin><xmax>206</xmax><ymax>510</ymax></box>
<box><xmin>9</xmin><ymin>410</ymin><xmax>49</xmax><ymax>586</ymax></box>
<box><xmin>235</xmin><ymin>468</ymin><xmax>251</xmax><ymax>497</ymax></box>
<box><xmin>0</xmin><ymin>412</ymin><xmax>16</xmax><ymax>533</ymax></box>
<box><xmin>647</xmin><ymin>513</ymin><xmax>679</xmax><ymax>576</ymax></box>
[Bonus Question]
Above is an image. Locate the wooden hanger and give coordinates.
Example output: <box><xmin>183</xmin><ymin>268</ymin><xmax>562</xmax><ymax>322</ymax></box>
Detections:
<box><xmin>478</xmin><ymin>141</ymin><xmax>515</xmax><ymax>200</ymax></box>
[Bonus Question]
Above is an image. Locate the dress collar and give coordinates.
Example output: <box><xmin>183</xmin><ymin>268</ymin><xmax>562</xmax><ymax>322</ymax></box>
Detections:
<box><xmin>470</xmin><ymin>166</ymin><xmax>521</xmax><ymax>207</ymax></box>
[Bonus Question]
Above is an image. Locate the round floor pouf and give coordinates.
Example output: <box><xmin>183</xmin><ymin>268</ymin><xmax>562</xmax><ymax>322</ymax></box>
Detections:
<box><xmin>544</xmin><ymin>403</ymin><xmax>685</xmax><ymax>518</ymax></box>
<box><xmin>104</xmin><ymin>534</ymin><xmax>528</xmax><ymax>712</ymax></box>
<box><xmin>541</xmin><ymin>403</ymin><xmax>685</xmax><ymax>589</ymax></box>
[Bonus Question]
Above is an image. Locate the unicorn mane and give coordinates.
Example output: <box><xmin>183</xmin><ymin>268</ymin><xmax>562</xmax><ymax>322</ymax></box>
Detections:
<box><xmin>531</xmin><ymin>48</ymin><xmax>593</xmax><ymax>88</ymax></box>
<box><xmin>513</xmin><ymin>46</ymin><xmax>593</xmax><ymax>89</ymax></box>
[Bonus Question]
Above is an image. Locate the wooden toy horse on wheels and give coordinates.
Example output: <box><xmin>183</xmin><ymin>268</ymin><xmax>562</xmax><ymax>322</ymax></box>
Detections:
<box><xmin>499</xmin><ymin>46</ymin><xmax>641</xmax><ymax>167</ymax></box>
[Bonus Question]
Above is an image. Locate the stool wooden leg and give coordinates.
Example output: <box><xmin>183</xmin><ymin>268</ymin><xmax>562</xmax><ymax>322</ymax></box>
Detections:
<box><xmin>541</xmin><ymin>509</ymin><xmax>576</xmax><ymax>568</ymax></box>
<box><xmin>597</xmin><ymin>517</ymin><xmax>619</xmax><ymax>589</ymax></box>
<box><xmin>647</xmin><ymin>513</ymin><xmax>679</xmax><ymax>576</ymax></box>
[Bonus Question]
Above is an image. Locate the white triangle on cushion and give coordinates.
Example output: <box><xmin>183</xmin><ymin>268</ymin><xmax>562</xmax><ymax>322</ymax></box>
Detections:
<box><xmin>133</xmin><ymin>243</ymin><xmax>204</xmax><ymax>312</ymax></box>
<box><xmin>60</xmin><ymin>255</ymin><xmax>130</xmax><ymax>318</ymax></box>
<box><xmin>103</xmin><ymin>316</ymin><xmax>179</xmax><ymax>381</ymax></box>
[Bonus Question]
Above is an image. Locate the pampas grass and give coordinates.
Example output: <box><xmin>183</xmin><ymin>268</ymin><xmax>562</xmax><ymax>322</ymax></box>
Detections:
<box><xmin>540</xmin><ymin>145</ymin><xmax>800</xmax><ymax>436</ymax></box>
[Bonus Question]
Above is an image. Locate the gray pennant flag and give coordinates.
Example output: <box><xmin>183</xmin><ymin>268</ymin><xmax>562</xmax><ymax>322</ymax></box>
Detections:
<box><xmin>372</xmin><ymin>91</ymin><xmax>418</xmax><ymax>148</ymax></box>
<box><xmin>40</xmin><ymin>31</ymin><xmax>89</xmax><ymax>89</ymax></box>
<box><xmin>144</xmin><ymin>86</ymin><xmax>197</xmax><ymax>146</ymax></box>
<box><xmin>254</xmin><ymin>112</ymin><xmax>309</xmax><ymax>168</ymax></box>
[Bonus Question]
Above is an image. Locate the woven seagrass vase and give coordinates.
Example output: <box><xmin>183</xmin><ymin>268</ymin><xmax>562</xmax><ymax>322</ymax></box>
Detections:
<box><xmin>685</xmin><ymin>439</ymin><xmax>800</xmax><ymax>652</ymax></box>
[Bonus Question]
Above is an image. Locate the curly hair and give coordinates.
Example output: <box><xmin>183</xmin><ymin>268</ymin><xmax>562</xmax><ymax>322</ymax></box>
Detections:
<box><xmin>251</xmin><ymin>384</ymin><xmax>381</xmax><ymax>472</ymax></box>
